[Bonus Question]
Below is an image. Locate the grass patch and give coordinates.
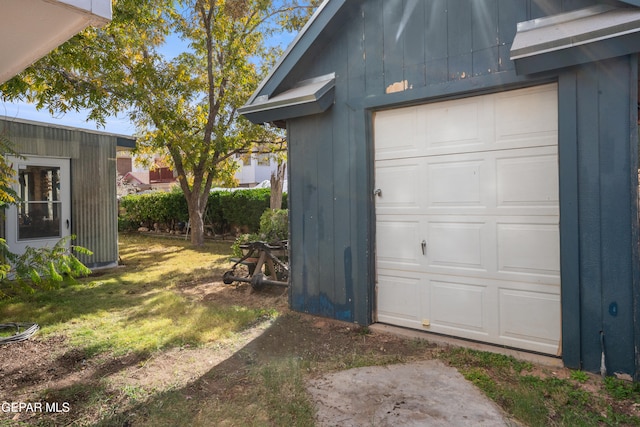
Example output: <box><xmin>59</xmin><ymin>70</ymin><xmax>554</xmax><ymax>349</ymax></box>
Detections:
<box><xmin>0</xmin><ymin>234</ymin><xmax>266</xmax><ymax>357</ymax></box>
<box><xmin>443</xmin><ymin>347</ymin><xmax>640</xmax><ymax>426</ymax></box>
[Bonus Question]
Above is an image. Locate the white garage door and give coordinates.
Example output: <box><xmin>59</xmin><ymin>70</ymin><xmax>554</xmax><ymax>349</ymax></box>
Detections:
<box><xmin>374</xmin><ymin>84</ymin><xmax>561</xmax><ymax>355</ymax></box>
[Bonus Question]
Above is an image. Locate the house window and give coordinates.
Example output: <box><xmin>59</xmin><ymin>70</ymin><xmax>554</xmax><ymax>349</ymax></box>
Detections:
<box><xmin>17</xmin><ymin>165</ymin><xmax>61</xmax><ymax>240</ymax></box>
<box><xmin>257</xmin><ymin>154</ymin><xmax>271</xmax><ymax>166</ymax></box>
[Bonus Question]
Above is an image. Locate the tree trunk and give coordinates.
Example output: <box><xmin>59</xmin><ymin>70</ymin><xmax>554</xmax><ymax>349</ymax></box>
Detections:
<box><xmin>270</xmin><ymin>160</ymin><xmax>286</xmax><ymax>210</ymax></box>
<box><xmin>186</xmin><ymin>191</ymin><xmax>206</xmax><ymax>246</ymax></box>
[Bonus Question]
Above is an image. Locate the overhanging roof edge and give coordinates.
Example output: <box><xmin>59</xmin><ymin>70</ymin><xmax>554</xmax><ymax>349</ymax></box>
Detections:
<box><xmin>246</xmin><ymin>0</ymin><xmax>347</xmax><ymax>105</ymax></box>
<box><xmin>240</xmin><ymin>74</ymin><xmax>335</xmax><ymax>123</ymax></box>
<box><xmin>510</xmin><ymin>4</ymin><xmax>640</xmax><ymax>63</ymax></box>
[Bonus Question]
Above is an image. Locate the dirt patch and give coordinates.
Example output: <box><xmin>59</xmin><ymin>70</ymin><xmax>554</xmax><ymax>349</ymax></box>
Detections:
<box><xmin>1</xmin><ymin>281</ymin><xmax>425</xmax><ymax>425</ymax></box>
<box><xmin>1</xmin><ymin>280</ymin><xmax>637</xmax><ymax>426</ymax></box>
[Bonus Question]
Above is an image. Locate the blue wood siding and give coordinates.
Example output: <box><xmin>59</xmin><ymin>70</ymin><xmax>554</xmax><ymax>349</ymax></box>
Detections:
<box><xmin>574</xmin><ymin>57</ymin><xmax>637</xmax><ymax>375</ymax></box>
<box><xmin>283</xmin><ymin>0</ymin><xmax>639</xmax><ymax>376</ymax></box>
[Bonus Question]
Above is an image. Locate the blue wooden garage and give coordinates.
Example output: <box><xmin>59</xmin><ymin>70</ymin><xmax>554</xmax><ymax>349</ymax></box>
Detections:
<box><xmin>240</xmin><ymin>0</ymin><xmax>640</xmax><ymax>378</ymax></box>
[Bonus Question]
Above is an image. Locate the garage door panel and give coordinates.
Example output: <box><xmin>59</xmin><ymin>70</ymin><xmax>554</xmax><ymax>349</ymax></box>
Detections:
<box><xmin>427</xmin><ymin>221</ymin><xmax>486</xmax><ymax>271</ymax></box>
<box><xmin>427</xmin><ymin>159</ymin><xmax>485</xmax><ymax>207</ymax></box>
<box><xmin>422</xmin><ymin>98</ymin><xmax>489</xmax><ymax>152</ymax></box>
<box><xmin>374</xmin><ymin>106</ymin><xmax>419</xmax><ymax>160</ymax></box>
<box><xmin>496</xmin><ymin>150</ymin><xmax>559</xmax><ymax>208</ymax></box>
<box><xmin>377</xmin><ymin>272</ymin><xmax>424</xmax><ymax>329</ymax></box>
<box><xmin>499</xmin><ymin>288</ymin><xmax>561</xmax><ymax>353</ymax></box>
<box><xmin>376</xmin><ymin>217</ymin><xmax>423</xmax><ymax>270</ymax></box>
<box><xmin>494</xmin><ymin>85</ymin><xmax>558</xmax><ymax>149</ymax></box>
<box><xmin>497</xmin><ymin>222</ymin><xmax>560</xmax><ymax>277</ymax></box>
<box><xmin>375</xmin><ymin>159</ymin><xmax>422</xmax><ymax>212</ymax></box>
<box><xmin>430</xmin><ymin>279</ymin><xmax>488</xmax><ymax>334</ymax></box>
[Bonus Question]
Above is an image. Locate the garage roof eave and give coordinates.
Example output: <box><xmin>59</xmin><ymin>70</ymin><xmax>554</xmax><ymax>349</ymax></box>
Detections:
<box><xmin>510</xmin><ymin>4</ymin><xmax>640</xmax><ymax>74</ymax></box>
<box><xmin>240</xmin><ymin>73</ymin><xmax>336</xmax><ymax>124</ymax></box>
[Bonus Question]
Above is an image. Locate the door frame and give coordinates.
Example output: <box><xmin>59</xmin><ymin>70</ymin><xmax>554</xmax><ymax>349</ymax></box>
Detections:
<box><xmin>5</xmin><ymin>155</ymin><xmax>71</xmax><ymax>254</ymax></box>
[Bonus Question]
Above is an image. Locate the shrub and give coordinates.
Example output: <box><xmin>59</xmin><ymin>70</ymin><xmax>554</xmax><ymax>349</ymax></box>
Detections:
<box><xmin>0</xmin><ymin>235</ymin><xmax>93</xmax><ymax>298</ymax></box>
<box><xmin>118</xmin><ymin>189</ymin><xmax>287</xmax><ymax>234</ymax></box>
<box><xmin>231</xmin><ymin>209</ymin><xmax>288</xmax><ymax>257</ymax></box>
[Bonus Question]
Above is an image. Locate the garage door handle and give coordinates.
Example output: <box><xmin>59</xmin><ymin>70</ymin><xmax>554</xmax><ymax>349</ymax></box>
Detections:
<box><xmin>421</xmin><ymin>240</ymin><xmax>427</xmax><ymax>256</ymax></box>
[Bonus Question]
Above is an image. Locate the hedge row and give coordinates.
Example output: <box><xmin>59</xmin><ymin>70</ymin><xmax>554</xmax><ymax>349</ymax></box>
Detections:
<box><xmin>119</xmin><ymin>189</ymin><xmax>288</xmax><ymax>234</ymax></box>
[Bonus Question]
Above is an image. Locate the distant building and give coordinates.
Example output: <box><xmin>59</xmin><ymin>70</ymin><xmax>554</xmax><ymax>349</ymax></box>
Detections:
<box><xmin>116</xmin><ymin>149</ymin><xmax>177</xmax><ymax>193</ymax></box>
<box><xmin>234</xmin><ymin>152</ymin><xmax>284</xmax><ymax>188</ymax></box>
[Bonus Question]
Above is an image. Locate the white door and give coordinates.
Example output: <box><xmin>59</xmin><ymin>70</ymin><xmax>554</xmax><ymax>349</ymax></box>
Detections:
<box><xmin>374</xmin><ymin>84</ymin><xmax>561</xmax><ymax>355</ymax></box>
<box><xmin>5</xmin><ymin>156</ymin><xmax>71</xmax><ymax>254</ymax></box>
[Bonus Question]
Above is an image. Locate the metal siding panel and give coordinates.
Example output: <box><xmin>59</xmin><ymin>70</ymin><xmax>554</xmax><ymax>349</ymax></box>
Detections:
<box><xmin>597</xmin><ymin>57</ymin><xmax>635</xmax><ymax>375</ymax></box>
<box><xmin>558</xmin><ymin>71</ymin><xmax>581</xmax><ymax>369</ymax></box>
<box><xmin>1</xmin><ymin>119</ymin><xmax>119</xmax><ymax>268</ymax></box>
<box><xmin>72</xmin><ymin>134</ymin><xmax>118</xmax><ymax>267</ymax></box>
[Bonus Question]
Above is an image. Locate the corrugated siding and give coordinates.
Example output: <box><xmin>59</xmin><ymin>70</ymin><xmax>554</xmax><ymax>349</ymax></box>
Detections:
<box><xmin>71</xmin><ymin>133</ymin><xmax>118</xmax><ymax>268</ymax></box>
<box><xmin>0</xmin><ymin>119</ymin><xmax>119</xmax><ymax>268</ymax></box>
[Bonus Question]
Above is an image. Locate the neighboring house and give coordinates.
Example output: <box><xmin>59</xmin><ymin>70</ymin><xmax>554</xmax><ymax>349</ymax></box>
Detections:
<box><xmin>234</xmin><ymin>152</ymin><xmax>285</xmax><ymax>187</ymax></box>
<box><xmin>1</xmin><ymin>117</ymin><xmax>135</xmax><ymax>269</ymax></box>
<box><xmin>116</xmin><ymin>150</ymin><xmax>177</xmax><ymax>193</ymax></box>
<box><xmin>240</xmin><ymin>0</ymin><xmax>640</xmax><ymax>378</ymax></box>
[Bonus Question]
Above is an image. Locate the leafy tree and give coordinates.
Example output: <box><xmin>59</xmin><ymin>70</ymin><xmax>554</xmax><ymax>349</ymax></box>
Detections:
<box><xmin>1</xmin><ymin>0</ymin><xmax>319</xmax><ymax>245</ymax></box>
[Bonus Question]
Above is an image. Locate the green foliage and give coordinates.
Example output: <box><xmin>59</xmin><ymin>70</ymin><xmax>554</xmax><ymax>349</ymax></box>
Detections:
<box><xmin>119</xmin><ymin>189</ymin><xmax>287</xmax><ymax>234</ymax></box>
<box><xmin>570</xmin><ymin>370</ymin><xmax>590</xmax><ymax>383</ymax></box>
<box><xmin>0</xmin><ymin>133</ymin><xmax>21</xmax><ymax>205</ymax></box>
<box><xmin>119</xmin><ymin>191</ymin><xmax>189</xmax><ymax>230</ymax></box>
<box><xmin>231</xmin><ymin>209</ymin><xmax>288</xmax><ymax>257</ymax></box>
<box><xmin>222</xmin><ymin>189</ymin><xmax>275</xmax><ymax>231</ymax></box>
<box><xmin>604</xmin><ymin>376</ymin><xmax>640</xmax><ymax>401</ymax></box>
<box><xmin>259</xmin><ymin>209</ymin><xmax>289</xmax><ymax>242</ymax></box>
<box><xmin>0</xmin><ymin>235</ymin><xmax>93</xmax><ymax>298</ymax></box>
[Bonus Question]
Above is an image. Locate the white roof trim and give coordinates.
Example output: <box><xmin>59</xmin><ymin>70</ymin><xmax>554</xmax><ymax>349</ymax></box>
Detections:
<box><xmin>511</xmin><ymin>5</ymin><xmax>640</xmax><ymax>60</ymax></box>
<box><xmin>246</xmin><ymin>0</ymin><xmax>333</xmax><ymax>105</ymax></box>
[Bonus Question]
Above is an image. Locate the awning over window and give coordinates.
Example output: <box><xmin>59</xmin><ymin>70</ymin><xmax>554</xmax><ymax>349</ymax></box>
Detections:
<box><xmin>511</xmin><ymin>5</ymin><xmax>640</xmax><ymax>75</ymax></box>
<box><xmin>239</xmin><ymin>73</ymin><xmax>335</xmax><ymax>126</ymax></box>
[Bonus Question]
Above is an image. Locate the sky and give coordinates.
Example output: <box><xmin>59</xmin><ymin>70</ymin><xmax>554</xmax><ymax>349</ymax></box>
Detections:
<box><xmin>0</xmin><ymin>18</ymin><xmax>297</xmax><ymax>137</ymax></box>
